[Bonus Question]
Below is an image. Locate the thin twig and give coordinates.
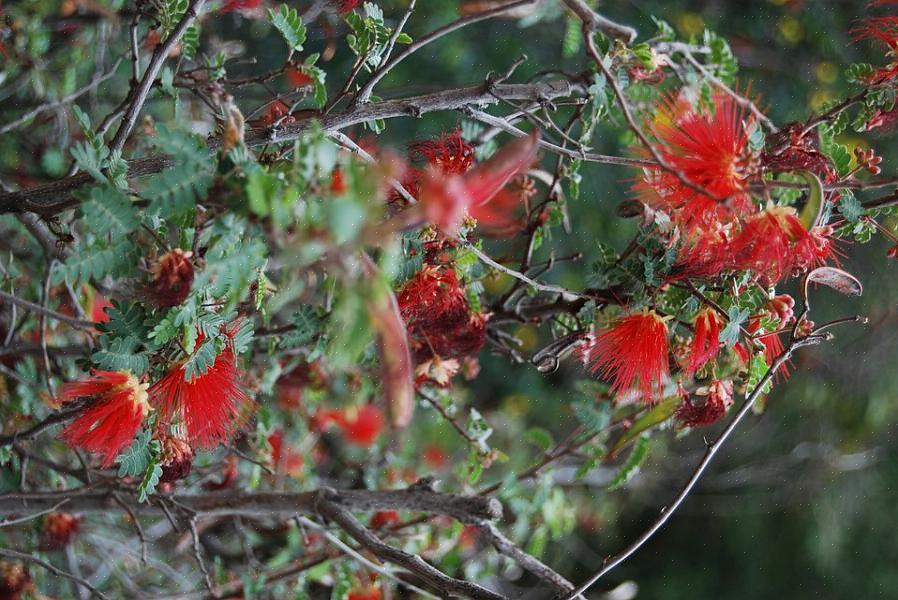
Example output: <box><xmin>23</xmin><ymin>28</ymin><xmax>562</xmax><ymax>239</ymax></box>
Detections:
<box><xmin>0</xmin><ymin>548</ymin><xmax>111</xmax><ymax>600</ymax></box>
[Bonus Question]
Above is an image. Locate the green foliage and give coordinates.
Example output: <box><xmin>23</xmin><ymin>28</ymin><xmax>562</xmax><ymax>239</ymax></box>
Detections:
<box><xmin>137</xmin><ymin>461</ymin><xmax>163</xmax><ymax>503</ymax></box>
<box><xmin>182</xmin><ymin>336</ymin><xmax>221</xmax><ymax>381</ymax></box>
<box><xmin>116</xmin><ymin>429</ymin><xmax>159</xmax><ymax>478</ymax></box>
<box><xmin>92</xmin><ymin>336</ymin><xmax>150</xmax><ymax>375</ymax></box>
<box><xmin>279</xmin><ymin>306</ymin><xmax>324</xmax><ymax>349</ymax></box>
<box><xmin>720</xmin><ymin>306</ymin><xmax>750</xmax><ymax>348</ymax></box>
<box><xmin>57</xmin><ymin>237</ymin><xmax>140</xmax><ymax>284</ymax></box>
<box><xmin>608</xmin><ymin>435</ymin><xmax>651</xmax><ymax>491</ymax></box>
<box><xmin>345</xmin><ymin>3</ymin><xmax>394</xmax><ymax>70</ymax></box>
<box><xmin>703</xmin><ymin>29</ymin><xmax>738</xmax><ymax>84</ymax></box>
<box><xmin>79</xmin><ymin>185</ymin><xmax>139</xmax><ymax>239</ymax></box>
<box><xmin>268</xmin><ymin>4</ymin><xmax>307</xmax><ymax>54</ymax></box>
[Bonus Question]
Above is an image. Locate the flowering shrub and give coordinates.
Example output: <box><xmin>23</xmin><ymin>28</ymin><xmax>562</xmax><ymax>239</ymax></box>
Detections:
<box><xmin>0</xmin><ymin>0</ymin><xmax>894</xmax><ymax>598</ymax></box>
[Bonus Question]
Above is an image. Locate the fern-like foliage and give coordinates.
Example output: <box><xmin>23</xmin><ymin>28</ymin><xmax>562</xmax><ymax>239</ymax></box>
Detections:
<box><xmin>92</xmin><ymin>336</ymin><xmax>149</xmax><ymax>375</ymax></box>
<box><xmin>268</xmin><ymin>4</ymin><xmax>307</xmax><ymax>54</ymax></box>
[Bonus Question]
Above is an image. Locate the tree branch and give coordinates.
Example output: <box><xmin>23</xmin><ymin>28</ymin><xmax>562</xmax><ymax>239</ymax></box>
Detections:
<box><xmin>560</xmin><ymin>0</ymin><xmax>637</xmax><ymax>42</ymax></box>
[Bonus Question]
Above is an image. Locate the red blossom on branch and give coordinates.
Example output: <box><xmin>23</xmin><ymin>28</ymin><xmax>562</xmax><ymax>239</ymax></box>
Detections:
<box><xmin>336</xmin><ymin>404</ymin><xmax>384</xmax><ymax>446</ymax></box>
<box><xmin>409</xmin><ymin>129</ymin><xmax>476</xmax><ymax>175</ymax></box>
<box><xmin>149</xmin><ymin>249</ymin><xmax>194</xmax><ymax>308</ymax></box>
<box><xmin>40</xmin><ymin>512</ymin><xmax>80</xmax><ymax>550</ymax></box>
<box><xmin>676</xmin><ymin>379</ymin><xmax>734</xmax><ymax>427</ymax></box>
<box><xmin>687</xmin><ymin>307</ymin><xmax>723</xmax><ymax>375</ymax></box>
<box><xmin>148</xmin><ymin>322</ymin><xmax>253</xmax><ymax>449</ymax></box>
<box><xmin>58</xmin><ymin>370</ymin><xmax>151</xmax><ymax>467</ymax></box>
<box><xmin>578</xmin><ymin>311</ymin><xmax>670</xmax><ymax>402</ymax></box>
<box><xmin>221</xmin><ymin>0</ymin><xmax>263</xmax><ymax>14</ymax></box>
<box><xmin>638</xmin><ymin>93</ymin><xmax>758</xmax><ymax>230</ymax></box>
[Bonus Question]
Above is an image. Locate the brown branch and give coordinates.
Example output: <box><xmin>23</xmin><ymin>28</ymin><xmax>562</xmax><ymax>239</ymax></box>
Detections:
<box><xmin>0</xmin><ymin>548</ymin><xmax>111</xmax><ymax>600</ymax></box>
<box><xmin>109</xmin><ymin>0</ymin><xmax>208</xmax><ymax>153</ymax></box>
<box><xmin>0</xmin><ymin>488</ymin><xmax>502</xmax><ymax>523</ymax></box>
<box><xmin>560</xmin><ymin>0</ymin><xmax>637</xmax><ymax>42</ymax></box>
<box><xmin>354</xmin><ymin>0</ymin><xmax>539</xmax><ymax>105</ymax></box>
<box><xmin>0</xmin><ymin>289</ymin><xmax>94</xmax><ymax>330</ymax></box>
<box><xmin>561</xmin><ymin>337</ymin><xmax>824</xmax><ymax>599</ymax></box>
<box><xmin>315</xmin><ymin>492</ymin><xmax>508</xmax><ymax>600</ymax></box>
<box><xmin>0</xmin><ymin>79</ymin><xmax>588</xmax><ymax>216</ymax></box>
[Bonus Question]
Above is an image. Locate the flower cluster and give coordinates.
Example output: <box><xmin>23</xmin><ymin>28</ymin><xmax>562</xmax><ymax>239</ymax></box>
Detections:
<box><xmin>397</xmin><ymin>265</ymin><xmax>488</xmax><ymax>373</ymax></box>
<box><xmin>58</xmin><ymin>321</ymin><xmax>252</xmax><ymax>467</ymax></box>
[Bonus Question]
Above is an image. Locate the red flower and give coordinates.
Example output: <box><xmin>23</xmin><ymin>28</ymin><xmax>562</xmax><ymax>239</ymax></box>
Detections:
<box><xmin>676</xmin><ymin>379</ymin><xmax>734</xmax><ymax>428</ymax></box>
<box><xmin>423</xmin><ymin>444</ymin><xmax>448</xmax><ymax>469</ymax></box>
<box><xmin>285</xmin><ymin>65</ymin><xmax>314</xmax><ymax>88</ymax></box>
<box><xmin>40</xmin><ymin>512</ymin><xmax>80</xmax><ymax>550</ymax></box>
<box><xmin>397</xmin><ymin>266</ymin><xmax>487</xmax><ymax>363</ymax></box>
<box><xmin>687</xmin><ymin>308</ymin><xmax>722</xmax><ymax>375</ymax></box>
<box><xmin>149</xmin><ymin>249</ymin><xmax>194</xmax><ymax>307</ymax></box>
<box><xmin>370</xmin><ymin>510</ymin><xmax>400</xmax><ymax>529</ymax></box>
<box><xmin>851</xmin><ymin>16</ymin><xmax>898</xmax><ymax>83</ymax></box>
<box><xmin>638</xmin><ymin>93</ymin><xmax>758</xmax><ymax>230</ymax></box>
<box><xmin>148</xmin><ymin>322</ymin><xmax>253</xmax><ymax>449</ymax></box>
<box><xmin>158</xmin><ymin>434</ymin><xmax>194</xmax><ymax>483</ymax></box>
<box><xmin>89</xmin><ymin>292</ymin><xmax>113</xmax><ymax>324</ymax></box>
<box><xmin>330</xmin><ymin>166</ymin><xmax>347</xmax><ymax>194</ymax></box>
<box><xmin>731</xmin><ymin>206</ymin><xmax>829</xmax><ymax>284</ymax></box>
<box><xmin>58</xmin><ymin>370</ymin><xmax>150</xmax><ymax>467</ymax></box>
<box><xmin>669</xmin><ymin>227</ymin><xmax>732</xmax><ymax>281</ymax></box>
<box><xmin>417</xmin><ymin>131</ymin><xmax>539</xmax><ymax>233</ymax></box>
<box><xmin>260</xmin><ymin>100</ymin><xmax>292</xmax><ymax>126</ymax></box>
<box><xmin>764</xmin><ymin>294</ymin><xmax>795</xmax><ymax>326</ymax></box>
<box><xmin>335</xmin><ymin>404</ymin><xmax>384</xmax><ymax>446</ymax></box>
<box><xmin>268</xmin><ymin>430</ymin><xmax>304</xmax><ymax>475</ymax></box>
<box><xmin>221</xmin><ymin>0</ymin><xmax>263</xmax><ymax>13</ymax></box>
<box><xmin>0</xmin><ymin>560</ymin><xmax>31</xmax><ymax>600</ymax></box>
<box><xmin>334</xmin><ymin>0</ymin><xmax>360</xmax><ymax>14</ymax></box>
<box><xmin>409</xmin><ymin>129</ymin><xmax>475</xmax><ymax>175</ymax></box>
<box><xmin>347</xmin><ymin>585</ymin><xmax>381</xmax><ymax>600</ymax></box>
<box><xmin>578</xmin><ymin>311</ymin><xmax>670</xmax><ymax>402</ymax></box>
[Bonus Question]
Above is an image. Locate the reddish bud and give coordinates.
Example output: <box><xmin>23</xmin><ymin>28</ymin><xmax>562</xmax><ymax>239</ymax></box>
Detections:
<box><xmin>158</xmin><ymin>435</ymin><xmax>194</xmax><ymax>483</ymax></box>
<box><xmin>40</xmin><ymin>512</ymin><xmax>80</xmax><ymax>550</ymax></box>
<box><xmin>150</xmin><ymin>249</ymin><xmax>194</xmax><ymax>308</ymax></box>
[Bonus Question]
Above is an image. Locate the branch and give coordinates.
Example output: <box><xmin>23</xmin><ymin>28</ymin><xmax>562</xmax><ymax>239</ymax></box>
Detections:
<box><xmin>0</xmin><ymin>548</ymin><xmax>110</xmax><ymax>600</ymax></box>
<box><xmin>560</xmin><ymin>0</ymin><xmax>637</xmax><ymax>42</ymax></box>
<box><xmin>0</xmin><ymin>79</ymin><xmax>588</xmax><ymax>216</ymax></box>
<box><xmin>0</xmin><ymin>58</ymin><xmax>123</xmax><ymax>136</ymax></box>
<box><xmin>108</xmin><ymin>0</ymin><xmax>208</xmax><ymax>153</ymax></box>
<box><xmin>0</xmin><ymin>488</ymin><xmax>502</xmax><ymax>523</ymax></box>
<box><xmin>0</xmin><ymin>289</ymin><xmax>94</xmax><ymax>330</ymax></box>
<box><xmin>315</xmin><ymin>492</ymin><xmax>508</xmax><ymax>600</ymax></box>
<box><xmin>561</xmin><ymin>338</ymin><xmax>823</xmax><ymax>599</ymax></box>
<box><xmin>354</xmin><ymin>0</ymin><xmax>539</xmax><ymax>105</ymax></box>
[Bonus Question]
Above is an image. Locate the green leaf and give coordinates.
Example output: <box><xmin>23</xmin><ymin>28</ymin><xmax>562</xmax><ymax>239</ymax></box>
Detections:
<box><xmin>573</xmin><ymin>399</ymin><xmax>611</xmax><ymax>433</ymax></box>
<box><xmin>609</xmin><ymin>397</ymin><xmax>677</xmax><ymax>455</ymax></box>
<box><xmin>96</xmin><ymin>301</ymin><xmax>149</xmax><ymax>341</ymax></box>
<box><xmin>61</xmin><ymin>238</ymin><xmax>140</xmax><ymax>284</ymax></box>
<box><xmin>719</xmin><ymin>306</ymin><xmax>750</xmax><ymax>348</ymax></box>
<box><xmin>268</xmin><ymin>4</ymin><xmax>307</xmax><ymax>53</ymax></box>
<box><xmin>116</xmin><ymin>429</ymin><xmax>156</xmax><ymax>478</ymax></box>
<box><xmin>797</xmin><ymin>171</ymin><xmax>824</xmax><ymax>230</ymax></box>
<box><xmin>182</xmin><ymin>337</ymin><xmax>221</xmax><ymax>381</ymax></box>
<box><xmin>525</xmin><ymin>427</ymin><xmax>554</xmax><ymax>451</ymax></box>
<box><xmin>80</xmin><ymin>185</ymin><xmax>139</xmax><ymax>239</ymax></box>
<box><xmin>144</xmin><ymin>164</ymin><xmax>212</xmax><ymax>219</ymax></box>
<box><xmin>92</xmin><ymin>336</ymin><xmax>149</xmax><ymax>375</ymax></box>
<box><xmin>182</xmin><ymin>24</ymin><xmax>199</xmax><ymax>60</ymax></box>
<box><xmin>608</xmin><ymin>435</ymin><xmax>651</xmax><ymax>491</ymax></box>
<box><xmin>839</xmin><ymin>190</ymin><xmax>865</xmax><ymax>223</ymax></box>
<box><xmin>279</xmin><ymin>306</ymin><xmax>323</xmax><ymax>348</ymax></box>
<box><xmin>137</xmin><ymin>460</ymin><xmax>163</xmax><ymax>503</ymax></box>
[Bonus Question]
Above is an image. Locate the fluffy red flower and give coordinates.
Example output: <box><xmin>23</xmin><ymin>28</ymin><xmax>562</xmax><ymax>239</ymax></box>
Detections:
<box><xmin>285</xmin><ymin>65</ymin><xmax>314</xmax><ymax>88</ymax></box>
<box><xmin>417</xmin><ymin>131</ymin><xmax>539</xmax><ymax>233</ymax></box>
<box><xmin>638</xmin><ymin>93</ymin><xmax>758</xmax><ymax>230</ymax></box>
<box><xmin>58</xmin><ymin>370</ymin><xmax>150</xmax><ymax>467</ymax></box>
<box><xmin>268</xmin><ymin>430</ymin><xmax>304</xmax><ymax>475</ymax></box>
<box><xmin>40</xmin><ymin>512</ymin><xmax>80</xmax><ymax>550</ymax></box>
<box><xmin>334</xmin><ymin>0</ymin><xmax>361</xmax><ymax>14</ymax></box>
<box><xmin>851</xmin><ymin>16</ymin><xmax>898</xmax><ymax>83</ymax></box>
<box><xmin>221</xmin><ymin>0</ymin><xmax>263</xmax><ymax>13</ymax></box>
<box><xmin>0</xmin><ymin>560</ymin><xmax>31</xmax><ymax>600</ymax></box>
<box><xmin>150</xmin><ymin>249</ymin><xmax>194</xmax><ymax>307</ymax></box>
<box><xmin>347</xmin><ymin>585</ymin><xmax>381</xmax><ymax>600</ymax></box>
<box><xmin>688</xmin><ymin>308</ymin><xmax>722</xmax><ymax>374</ymax></box>
<box><xmin>409</xmin><ymin>129</ymin><xmax>475</xmax><ymax>175</ymax></box>
<box><xmin>397</xmin><ymin>266</ymin><xmax>487</xmax><ymax>363</ymax></box>
<box><xmin>669</xmin><ymin>227</ymin><xmax>732</xmax><ymax>281</ymax></box>
<box><xmin>335</xmin><ymin>404</ymin><xmax>384</xmax><ymax>446</ymax></box>
<box><xmin>731</xmin><ymin>206</ymin><xmax>829</xmax><ymax>284</ymax></box>
<box><xmin>148</xmin><ymin>322</ymin><xmax>252</xmax><ymax>449</ymax></box>
<box><xmin>158</xmin><ymin>434</ymin><xmax>194</xmax><ymax>483</ymax></box>
<box><xmin>578</xmin><ymin>311</ymin><xmax>670</xmax><ymax>402</ymax></box>
<box><xmin>676</xmin><ymin>379</ymin><xmax>733</xmax><ymax>428</ymax></box>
